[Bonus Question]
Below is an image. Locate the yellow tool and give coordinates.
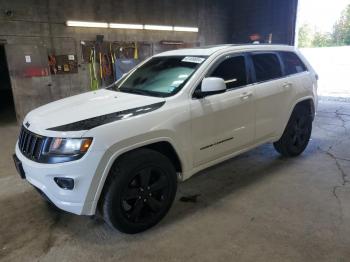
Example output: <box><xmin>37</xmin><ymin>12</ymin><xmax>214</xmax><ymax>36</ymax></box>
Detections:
<box><xmin>89</xmin><ymin>48</ymin><xmax>99</xmax><ymax>90</ymax></box>
<box><xmin>134</xmin><ymin>42</ymin><xmax>138</xmax><ymax>60</ymax></box>
<box><xmin>99</xmin><ymin>52</ymin><xmax>103</xmax><ymax>79</ymax></box>
<box><xmin>110</xmin><ymin>43</ymin><xmax>115</xmax><ymax>64</ymax></box>
<box><xmin>110</xmin><ymin>43</ymin><xmax>116</xmax><ymax>80</ymax></box>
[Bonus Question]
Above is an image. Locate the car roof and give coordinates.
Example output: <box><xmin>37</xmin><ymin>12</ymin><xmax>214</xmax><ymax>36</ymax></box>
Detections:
<box><xmin>154</xmin><ymin>44</ymin><xmax>297</xmax><ymax>57</ymax></box>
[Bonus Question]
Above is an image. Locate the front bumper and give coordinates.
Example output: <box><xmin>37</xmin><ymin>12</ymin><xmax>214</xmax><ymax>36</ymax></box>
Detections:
<box><xmin>15</xmin><ymin>142</ymin><xmax>104</xmax><ymax>215</ymax></box>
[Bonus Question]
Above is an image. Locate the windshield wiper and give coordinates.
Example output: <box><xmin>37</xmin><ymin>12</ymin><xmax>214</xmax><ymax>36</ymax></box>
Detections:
<box><xmin>118</xmin><ymin>87</ymin><xmax>153</xmax><ymax>96</ymax></box>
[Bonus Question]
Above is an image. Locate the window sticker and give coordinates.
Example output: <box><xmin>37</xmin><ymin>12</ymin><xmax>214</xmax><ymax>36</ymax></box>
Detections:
<box><xmin>182</xmin><ymin>57</ymin><xmax>205</xmax><ymax>64</ymax></box>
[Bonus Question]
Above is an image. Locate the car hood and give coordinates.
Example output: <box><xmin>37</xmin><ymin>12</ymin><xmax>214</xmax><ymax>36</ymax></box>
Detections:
<box><xmin>24</xmin><ymin>89</ymin><xmax>165</xmax><ymax>136</ymax></box>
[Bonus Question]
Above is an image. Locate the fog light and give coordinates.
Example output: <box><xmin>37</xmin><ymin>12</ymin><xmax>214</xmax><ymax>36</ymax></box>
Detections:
<box><xmin>54</xmin><ymin>177</ymin><xmax>74</xmax><ymax>190</ymax></box>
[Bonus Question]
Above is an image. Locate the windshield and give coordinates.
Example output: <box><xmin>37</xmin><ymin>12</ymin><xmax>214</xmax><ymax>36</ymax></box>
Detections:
<box><xmin>109</xmin><ymin>56</ymin><xmax>207</xmax><ymax>97</ymax></box>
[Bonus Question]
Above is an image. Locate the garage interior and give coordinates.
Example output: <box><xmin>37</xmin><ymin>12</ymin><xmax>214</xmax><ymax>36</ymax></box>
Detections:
<box><xmin>1</xmin><ymin>0</ymin><xmax>350</xmax><ymax>261</ymax></box>
<box><xmin>0</xmin><ymin>44</ymin><xmax>15</xmax><ymax>124</ymax></box>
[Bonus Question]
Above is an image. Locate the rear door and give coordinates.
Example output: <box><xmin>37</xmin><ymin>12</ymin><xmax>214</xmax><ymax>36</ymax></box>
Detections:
<box><xmin>279</xmin><ymin>51</ymin><xmax>311</xmax><ymax>97</ymax></box>
<box><xmin>249</xmin><ymin>52</ymin><xmax>294</xmax><ymax>141</ymax></box>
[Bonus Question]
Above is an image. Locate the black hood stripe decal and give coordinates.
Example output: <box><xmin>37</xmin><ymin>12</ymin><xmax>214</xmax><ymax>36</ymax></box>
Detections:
<box><xmin>47</xmin><ymin>101</ymin><xmax>165</xmax><ymax>131</ymax></box>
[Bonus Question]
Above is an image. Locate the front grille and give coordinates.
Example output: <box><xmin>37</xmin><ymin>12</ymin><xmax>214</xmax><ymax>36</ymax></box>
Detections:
<box><xmin>18</xmin><ymin>126</ymin><xmax>46</xmax><ymax>161</ymax></box>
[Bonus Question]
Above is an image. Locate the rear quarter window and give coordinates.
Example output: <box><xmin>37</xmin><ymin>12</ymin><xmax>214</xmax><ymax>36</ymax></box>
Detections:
<box><xmin>279</xmin><ymin>51</ymin><xmax>307</xmax><ymax>76</ymax></box>
<box><xmin>251</xmin><ymin>53</ymin><xmax>282</xmax><ymax>82</ymax></box>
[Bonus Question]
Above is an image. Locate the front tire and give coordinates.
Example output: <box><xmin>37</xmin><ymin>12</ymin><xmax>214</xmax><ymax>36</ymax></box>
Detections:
<box><xmin>101</xmin><ymin>149</ymin><xmax>177</xmax><ymax>234</ymax></box>
<box><xmin>273</xmin><ymin>105</ymin><xmax>312</xmax><ymax>157</ymax></box>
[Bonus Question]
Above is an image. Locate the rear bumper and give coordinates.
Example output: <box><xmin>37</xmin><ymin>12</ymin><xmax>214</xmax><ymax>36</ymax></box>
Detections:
<box><xmin>15</xmin><ymin>142</ymin><xmax>104</xmax><ymax>215</ymax></box>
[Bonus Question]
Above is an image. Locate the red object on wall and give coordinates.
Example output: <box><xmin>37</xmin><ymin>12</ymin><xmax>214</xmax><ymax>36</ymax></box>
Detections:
<box><xmin>249</xmin><ymin>33</ymin><xmax>261</xmax><ymax>42</ymax></box>
<box><xmin>23</xmin><ymin>67</ymin><xmax>49</xmax><ymax>77</ymax></box>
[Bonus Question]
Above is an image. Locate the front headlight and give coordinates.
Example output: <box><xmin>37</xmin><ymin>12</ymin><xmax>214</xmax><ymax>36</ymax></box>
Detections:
<box><xmin>44</xmin><ymin>138</ymin><xmax>93</xmax><ymax>155</ymax></box>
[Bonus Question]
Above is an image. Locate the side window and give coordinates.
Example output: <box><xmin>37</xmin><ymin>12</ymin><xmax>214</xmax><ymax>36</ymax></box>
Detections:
<box><xmin>280</xmin><ymin>51</ymin><xmax>307</xmax><ymax>75</ymax></box>
<box><xmin>251</xmin><ymin>53</ymin><xmax>282</xmax><ymax>82</ymax></box>
<box><xmin>210</xmin><ymin>56</ymin><xmax>247</xmax><ymax>89</ymax></box>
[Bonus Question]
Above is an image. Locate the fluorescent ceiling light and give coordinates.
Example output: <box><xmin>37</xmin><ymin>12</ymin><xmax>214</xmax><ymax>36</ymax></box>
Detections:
<box><xmin>174</xmin><ymin>26</ymin><xmax>198</xmax><ymax>32</ymax></box>
<box><xmin>66</xmin><ymin>20</ymin><xmax>199</xmax><ymax>32</ymax></box>
<box><xmin>144</xmin><ymin>25</ymin><xmax>173</xmax><ymax>31</ymax></box>
<box><xmin>66</xmin><ymin>20</ymin><xmax>108</xmax><ymax>28</ymax></box>
<box><xmin>109</xmin><ymin>23</ymin><xmax>143</xmax><ymax>29</ymax></box>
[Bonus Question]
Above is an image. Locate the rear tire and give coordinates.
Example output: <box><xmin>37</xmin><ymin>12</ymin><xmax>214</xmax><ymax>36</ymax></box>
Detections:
<box><xmin>101</xmin><ymin>149</ymin><xmax>177</xmax><ymax>234</ymax></box>
<box><xmin>273</xmin><ymin>105</ymin><xmax>312</xmax><ymax>157</ymax></box>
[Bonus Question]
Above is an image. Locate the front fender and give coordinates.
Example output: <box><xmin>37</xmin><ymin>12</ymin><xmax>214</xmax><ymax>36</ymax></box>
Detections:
<box><xmin>81</xmin><ymin>131</ymin><xmax>187</xmax><ymax>215</ymax></box>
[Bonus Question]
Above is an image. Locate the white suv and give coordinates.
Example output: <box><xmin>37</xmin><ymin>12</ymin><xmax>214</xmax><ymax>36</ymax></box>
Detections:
<box><xmin>13</xmin><ymin>44</ymin><xmax>318</xmax><ymax>233</ymax></box>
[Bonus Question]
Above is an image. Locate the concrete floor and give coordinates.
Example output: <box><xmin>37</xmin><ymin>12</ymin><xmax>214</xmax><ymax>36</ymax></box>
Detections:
<box><xmin>1</xmin><ymin>98</ymin><xmax>350</xmax><ymax>262</ymax></box>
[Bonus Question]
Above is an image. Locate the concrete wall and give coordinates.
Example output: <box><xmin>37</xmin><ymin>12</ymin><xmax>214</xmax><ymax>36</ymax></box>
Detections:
<box><xmin>0</xmin><ymin>0</ymin><xmax>298</xmax><ymax>122</ymax></box>
<box><xmin>0</xmin><ymin>0</ymin><xmax>232</xmax><ymax>121</ymax></box>
<box><xmin>229</xmin><ymin>0</ymin><xmax>298</xmax><ymax>45</ymax></box>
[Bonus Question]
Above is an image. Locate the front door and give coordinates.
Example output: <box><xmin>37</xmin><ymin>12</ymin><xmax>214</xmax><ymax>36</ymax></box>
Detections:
<box><xmin>190</xmin><ymin>55</ymin><xmax>255</xmax><ymax>166</ymax></box>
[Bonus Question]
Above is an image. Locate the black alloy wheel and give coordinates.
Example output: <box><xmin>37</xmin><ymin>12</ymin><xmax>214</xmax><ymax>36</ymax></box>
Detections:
<box><xmin>273</xmin><ymin>105</ymin><xmax>312</xmax><ymax>157</ymax></box>
<box><xmin>289</xmin><ymin>114</ymin><xmax>309</xmax><ymax>150</ymax></box>
<box><xmin>121</xmin><ymin>166</ymin><xmax>170</xmax><ymax>224</ymax></box>
<box><xmin>102</xmin><ymin>149</ymin><xmax>177</xmax><ymax>234</ymax></box>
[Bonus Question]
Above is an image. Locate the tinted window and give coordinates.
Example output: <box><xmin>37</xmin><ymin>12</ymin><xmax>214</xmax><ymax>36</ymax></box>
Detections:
<box><xmin>280</xmin><ymin>51</ymin><xmax>307</xmax><ymax>75</ymax></box>
<box><xmin>210</xmin><ymin>56</ymin><xmax>247</xmax><ymax>89</ymax></box>
<box><xmin>252</xmin><ymin>53</ymin><xmax>282</xmax><ymax>82</ymax></box>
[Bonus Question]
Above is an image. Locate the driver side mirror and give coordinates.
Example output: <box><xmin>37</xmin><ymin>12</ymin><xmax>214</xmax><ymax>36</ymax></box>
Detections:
<box><xmin>194</xmin><ymin>77</ymin><xmax>226</xmax><ymax>98</ymax></box>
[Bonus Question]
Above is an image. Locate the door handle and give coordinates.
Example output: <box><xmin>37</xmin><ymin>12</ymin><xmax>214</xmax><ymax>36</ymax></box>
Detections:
<box><xmin>240</xmin><ymin>92</ymin><xmax>253</xmax><ymax>100</ymax></box>
<box><xmin>282</xmin><ymin>82</ymin><xmax>292</xmax><ymax>89</ymax></box>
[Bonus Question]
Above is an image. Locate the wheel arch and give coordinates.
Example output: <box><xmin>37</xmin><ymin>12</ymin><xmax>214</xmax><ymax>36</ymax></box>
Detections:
<box><xmin>295</xmin><ymin>98</ymin><xmax>315</xmax><ymax>120</ymax></box>
<box><xmin>82</xmin><ymin>137</ymin><xmax>185</xmax><ymax>215</ymax></box>
<box><xmin>276</xmin><ymin>96</ymin><xmax>315</xmax><ymax>141</ymax></box>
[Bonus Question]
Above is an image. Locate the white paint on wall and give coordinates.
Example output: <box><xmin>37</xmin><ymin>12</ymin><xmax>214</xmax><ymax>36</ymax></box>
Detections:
<box><xmin>25</xmin><ymin>55</ymin><xmax>31</xmax><ymax>63</ymax></box>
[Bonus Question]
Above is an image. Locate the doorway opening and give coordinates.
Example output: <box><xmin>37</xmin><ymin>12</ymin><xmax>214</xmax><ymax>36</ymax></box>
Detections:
<box><xmin>0</xmin><ymin>44</ymin><xmax>16</xmax><ymax>124</ymax></box>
